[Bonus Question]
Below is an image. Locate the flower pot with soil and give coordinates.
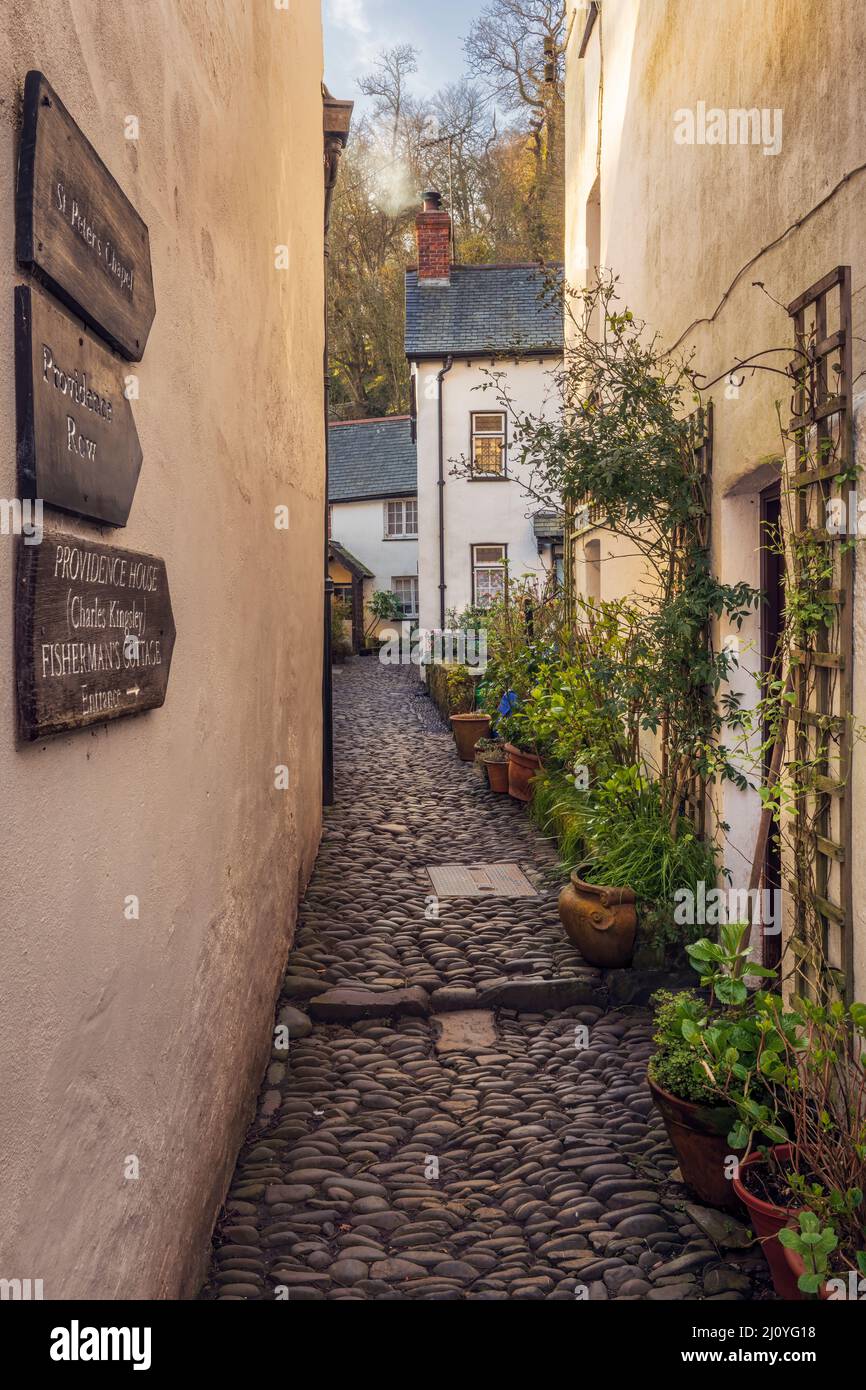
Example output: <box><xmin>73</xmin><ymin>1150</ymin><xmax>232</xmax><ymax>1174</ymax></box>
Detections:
<box><xmin>558</xmin><ymin>873</ymin><xmax>637</xmax><ymax>968</ymax></box>
<box><xmin>484</xmin><ymin>757</ymin><xmax>509</xmax><ymax>794</ymax></box>
<box><xmin>450</xmin><ymin>712</ymin><xmax>491</xmax><ymax>761</ymax></box>
<box><xmin>733</xmin><ymin>1144</ymin><xmax>801</xmax><ymax>1299</ymax></box>
<box><xmin>647</xmin><ymin>1075</ymin><xmax>740</xmax><ymax>1213</ymax></box>
<box><xmin>504</xmin><ymin>743</ymin><xmax>542</xmax><ymax>801</ymax></box>
<box><xmin>646</xmin><ymin>987</ymin><xmax>758</xmax><ymax>1214</ymax></box>
<box><xmin>475</xmin><ymin>738</ymin><xmax>509</xmax><ymax>794</ymax></box>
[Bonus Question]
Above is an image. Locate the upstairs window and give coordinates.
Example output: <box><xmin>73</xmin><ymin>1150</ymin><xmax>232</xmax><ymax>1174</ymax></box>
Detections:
<box><xmin>471</xmin><ymin>412</ymin><xmax>506</xmax><ymax>477</ymax></box>
<box><xmin>472</xmin><ymin>543</ymin><xmax>507</xmax><ymax>606</ymax></box>
<box><xmin>384</xmin><ymin>498</ymin><xmax>418</xmax><ymax>538</ymax></box>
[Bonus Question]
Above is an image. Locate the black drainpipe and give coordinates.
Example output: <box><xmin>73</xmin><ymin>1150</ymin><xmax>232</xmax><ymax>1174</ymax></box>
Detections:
<box><xmin>437</xmin><ymin>355</ymin><xmax>454</xmax><ymax>629</ymax></box>
<box><xmin>322</xmin><ymin>90</ymin><xmax>353</xmax><ymax>806</ymax></box>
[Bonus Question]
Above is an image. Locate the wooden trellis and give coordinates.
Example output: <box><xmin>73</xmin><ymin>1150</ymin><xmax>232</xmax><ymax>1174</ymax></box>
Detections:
<box><xmin>786</xmin><ymin>266</ymin><xmax>854</xmax><ymax>1000</ymax></box>
<box><xmin>683</xmin><ymin>403</ymin><xmax>713</xmax><ymax>839</ymax></box>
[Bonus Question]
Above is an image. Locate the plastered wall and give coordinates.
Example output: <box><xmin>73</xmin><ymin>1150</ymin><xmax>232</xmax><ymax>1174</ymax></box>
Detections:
<box><xmin>564</xmin><ymin>0</ymin><xmax>866</xmax><ymax>992</ymax></box>
<box><xmin>0</xmin><ymin>0</ymin><xmax>325</xmax><ymax>1297</ymax></box>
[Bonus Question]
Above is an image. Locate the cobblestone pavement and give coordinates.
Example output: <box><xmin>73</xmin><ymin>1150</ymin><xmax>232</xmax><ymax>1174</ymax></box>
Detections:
<box><xmin>201</xmin><ymin>659</ymin><xmax>770</xmax><ymax>1301</ymax></box>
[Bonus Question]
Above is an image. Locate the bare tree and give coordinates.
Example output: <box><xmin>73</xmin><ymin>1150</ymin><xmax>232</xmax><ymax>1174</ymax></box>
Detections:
<box><xmin>464</xmin><ymin>0</ymin><xmax>566</xmax><ymax>114</ymax></box>
<box><xmin>358</xmin><ymin>43</ymin><xmax>420</xmax><ymax>154</ymax></box>
<box><xmin>464</xmin><ymin>0</ymin><xmax>567</xmax><ymax>256</ymax></box>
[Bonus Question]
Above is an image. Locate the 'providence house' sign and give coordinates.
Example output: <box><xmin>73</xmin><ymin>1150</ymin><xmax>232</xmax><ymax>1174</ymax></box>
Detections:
<box><xmin>15</xmin><ymin>284</ymin><xmax>143</xmax><ymax>526</ymax></box>
<box><xmin>16</xmin><ymin>532</ymin><xmax>176</xmax><ymax>740</ymax></box>
<box><xmin>16</xmin><ymin>70</ymin><xmax>156</xmax><ymax>361</ymax></box>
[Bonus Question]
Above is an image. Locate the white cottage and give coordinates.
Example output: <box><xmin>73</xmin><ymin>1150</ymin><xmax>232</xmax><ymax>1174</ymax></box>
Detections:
<box><xmin>328</xmin><ymin>414</ymin><xmax>418</xmax><ymax>648</ymax></box>
<box><xmin>405</xmin><ymin>192</ymin><xmax>564</xmax><ymax>632</ymax></box>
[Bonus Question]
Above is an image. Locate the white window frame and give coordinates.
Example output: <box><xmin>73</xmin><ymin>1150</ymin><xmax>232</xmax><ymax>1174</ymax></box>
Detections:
<box><xmin>384</xmin><ymin>497</ymin><xmax>418</xmax><ymax>539</ymax></box>
<box><xmin>471</xmin><ymin>543</ymin><xmax>507</xmax><ymax>606</ymax></box>
<box><xmin>470</xmin><ymin>411</ymin><xmax>507</xmax><ymax>478</ymax></box>
<box><xmin>392</xmin><ymin>575</ymin><xmax>419</xmax><ymax>617</ymax></box>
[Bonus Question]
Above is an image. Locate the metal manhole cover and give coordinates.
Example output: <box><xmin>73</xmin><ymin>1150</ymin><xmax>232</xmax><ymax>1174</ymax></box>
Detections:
<box><xmin>425</xmin><ymin>862</ymin><xmax>538</xmax><ymax>898</ymax></box>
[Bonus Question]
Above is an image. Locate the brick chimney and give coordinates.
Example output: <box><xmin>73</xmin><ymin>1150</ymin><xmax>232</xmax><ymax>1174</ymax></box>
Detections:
<box><xmin>415</xmin><ymin>190</ymin><xmax>451</xmax><ymax>286</ymax></box>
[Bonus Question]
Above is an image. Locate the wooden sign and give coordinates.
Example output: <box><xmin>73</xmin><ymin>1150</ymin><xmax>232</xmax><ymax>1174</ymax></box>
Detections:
<box><xmin>15</xmin><ymin>286</ymin><xmax>143</xmax><ymax>526</ymax></box>
<box><xmin>16</xmin><ymin>532</ymin><xmax>176</xmax><ymax>741</ymax></box>
<box><xmin>16</xmin><ymin>71</ymin><xmax>156</xmax><ymax>361</ymax></box>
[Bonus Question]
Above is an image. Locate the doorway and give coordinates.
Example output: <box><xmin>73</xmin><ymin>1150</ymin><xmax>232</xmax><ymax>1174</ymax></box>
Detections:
<box><xmin>759</xmin><ymin>481</ymin><xmax>784</xmax><ymax>971</ymax></box>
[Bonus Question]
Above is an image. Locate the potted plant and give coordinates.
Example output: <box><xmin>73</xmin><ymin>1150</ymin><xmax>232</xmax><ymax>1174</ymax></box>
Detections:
<box><xmin>364</xmin><ymin>590</ymin><xmax>404</xmax><ymax>642</ymax></box>
<box><xmin>645</xmin><ymin>923</ymin><xmax>779</xmax><ymax>1212</ymax></box>
<box><xmin>558</xmin><ymin>876</ymin><xmax>638</xmax><ymax>969</ymax></box>
<box><xmin>496</xmin><ymin>691</ymin><xmax>544</xmax><ymax>802</ymax></box>
<box><xmin>475</xmin><ymin>737</ymin><xmax>509</xmax><ymax>793</ymax></box>
<box><xmin>450</xmin><ymin>708</ymin><xmax>491</xmax><ymax>761</ymax></box>
<box><xmin>647</xmin><ymin>989</ymin><xmax>749</xmax><ymax>1212</ymax></box>
<box><xmin>559</xmin><ymin>766</ymin><xmax>719</xmax><ymax>968</ymax></box>
<box><xmin>723</xmin><ymin>995</ymin><xmax>866</xmax><ymax>1299</ymax></box>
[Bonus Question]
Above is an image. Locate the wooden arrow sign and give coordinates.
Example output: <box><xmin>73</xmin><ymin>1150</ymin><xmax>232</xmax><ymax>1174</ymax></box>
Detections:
<box><xmin>16</xmin><ymin>71</ymin><xmax>156</xmax><ymax>361</ymax></box>
<box><xmin>16</xmin><ymin>531</ymin><xmax>176</xmax><ymax>741</ymax></box>
<box><xmin>15</xmin><ymin>285</ymin><xmax>143</xmax><ymax>526</ymax></box>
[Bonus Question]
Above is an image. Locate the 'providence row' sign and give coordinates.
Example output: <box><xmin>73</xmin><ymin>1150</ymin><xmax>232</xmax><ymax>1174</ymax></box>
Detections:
<box><xmin>16</xmin><ymin>70</ymin><xmax>156</xmax><ymax>361</ymax></box>
<box><xmin>15</xmin><ymin>285</ymin><xmax>143</xmax><ymax>526</ymax></box>
<box><xmin>16</xmin><ymin>532</ymin><xmax>176</xmax><ymax>741</ymax></box>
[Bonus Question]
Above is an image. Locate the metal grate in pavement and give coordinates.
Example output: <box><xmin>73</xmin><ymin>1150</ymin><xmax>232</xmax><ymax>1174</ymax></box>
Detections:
<box><xmin>425</xmin><ymin>862</ymin><xmax>538</xmax><ymax>898</ymax></box>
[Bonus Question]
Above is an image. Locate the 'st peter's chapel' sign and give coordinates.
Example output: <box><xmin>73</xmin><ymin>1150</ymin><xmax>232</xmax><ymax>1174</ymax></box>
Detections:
<box><xmin>16</xmin><ymin>70</ymin><xmax>156</xmax><ymax>361</ymax></box>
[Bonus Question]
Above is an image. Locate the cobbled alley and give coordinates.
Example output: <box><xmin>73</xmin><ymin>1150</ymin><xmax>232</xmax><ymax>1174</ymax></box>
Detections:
<box><xmin>201</xmin><ymin>660</ymin><xmax>769</xmax><ymax>1301</ymax></box>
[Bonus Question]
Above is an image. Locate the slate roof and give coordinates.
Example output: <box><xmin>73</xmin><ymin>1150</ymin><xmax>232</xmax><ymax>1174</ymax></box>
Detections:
<box><xmin>329</xmin><ymin>540</ymin><xmax>374</xmax><ymax>580</ymax></box>
<box><xmin>405</xmin><ymin>264</ymin><xmax>563</xmax><ymax>359</ymax></box>
<box><xmin>328</xmin><ymin>415</ymin><xmax>417</xmax><ymax>503</ymax></box>
<box><xmin>532</xmin><ymin>511</ymin><xmax>565</xmax><ymax>540</ymax></box>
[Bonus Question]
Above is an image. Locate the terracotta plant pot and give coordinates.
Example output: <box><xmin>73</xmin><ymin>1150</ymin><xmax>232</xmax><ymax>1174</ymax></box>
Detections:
<box><xmin>450</xmin><ymin>712</ymin><xmax>491</xmax><ymax>761</ymax></box>
<box><xmin>504</xmin><ymin>743</ymin><xmax>542</xmax><ymax>802</ymax></box>
<box><xmin>557</xmin><ymin>873</ymin><xmax>637</xmax><ymax>968</ymax></box>
<box><xmin>647</xmin><ymin>1075</ymin><xmax>740</xmax><ymax>1213</ymax></box>
<box><xmin>733</xmin><ymin>1143</ymin><xmax>801</xmax><ymax>1299</ymax></box>
<box><xmin>484</xmin><ymin>758</ymin><xmax>509</xmax><ymax>794</ymax></box>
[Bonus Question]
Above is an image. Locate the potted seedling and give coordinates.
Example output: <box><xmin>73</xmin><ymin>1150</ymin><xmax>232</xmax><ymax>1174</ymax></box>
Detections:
<box><xmin>475</xmin><ymin>736</ymin><xmax>509</xmax><ymax>793</ymax></box>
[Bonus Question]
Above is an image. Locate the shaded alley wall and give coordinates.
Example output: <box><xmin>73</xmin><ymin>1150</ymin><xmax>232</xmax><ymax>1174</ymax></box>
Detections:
<box><xmin>0</xmin><ymin>1</ymin><xmax>326</xmax><ymax>1297</ymax></box>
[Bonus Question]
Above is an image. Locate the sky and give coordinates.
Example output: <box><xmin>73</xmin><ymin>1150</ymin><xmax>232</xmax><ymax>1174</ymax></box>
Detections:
<box><xmin>323</xmin><ymin>0</ymin><xmax>486</xmax><ymax>112</ymax></box>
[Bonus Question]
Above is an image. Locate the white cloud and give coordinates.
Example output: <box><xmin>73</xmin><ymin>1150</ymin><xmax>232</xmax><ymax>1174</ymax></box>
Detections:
<box><xmin>327</xmin><ymin>0</ymin><xmax>370</xmax><ymax>35</ymax></box>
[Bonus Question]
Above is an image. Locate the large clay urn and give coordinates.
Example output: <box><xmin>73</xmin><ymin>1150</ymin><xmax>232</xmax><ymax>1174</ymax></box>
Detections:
<box><xmin>558</xmin><ymin>873</ymin><xmax>637</xmax><ymax>968</ymax></box>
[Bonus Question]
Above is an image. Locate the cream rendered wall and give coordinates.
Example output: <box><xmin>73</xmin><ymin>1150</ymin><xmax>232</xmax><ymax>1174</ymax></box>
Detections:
<box><xmin>331</xmin><ymin>497</ymin><xmax>418</xmax><ymax>607</ymax></box>
<box><xmin>413</xmin><ymin>357</ymin><xmax>560</xmax><ymax>630</ymax></box>
<box><xmin>564</xmin><ymin>0</ymin><xmax>866</xmax><ymax>991</ymax></box>
<box><xmin>0</xmin><ymin>1</ymin><xmax>325</xmax><ymax>1297</ymax></box>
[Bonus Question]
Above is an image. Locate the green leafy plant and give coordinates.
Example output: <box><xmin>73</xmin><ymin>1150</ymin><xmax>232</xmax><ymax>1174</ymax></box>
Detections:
<box><xmin>686</xmin><ymin>920</ymin><xmax>776</xmax><ymax>1007</ymax></box>
<box><xmin>580</xmin><ymin>767</ymin><xmax>719</xmax><ymax>913</ymax></box>
<box><xmin>648</xmin><ymin>990</ymin><xmax>721</xmax><ymax>1105</ymax></box>
<box><xmin>474</xmin><ymin>273</ymin><xmax>760</xmax><ymax>836</ymax></box>
<box><xmin>331</xmin><ymin>596</ymin><xmax>353</xmax><ymax>660</ymax></box>
<box><xmin>529</xmin><ymin>770</ymin><xmax>591</xmax><ymax>872</ymax></box>
<box><xmin>364</xmin><ymin>589</ymin><xmax>404</xmax><ymax>641</ymax></box>
<box><xmin>778</xmin><ymin>1213</ymin><xmax>839</xmax><ymax>1295</ymax></box>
